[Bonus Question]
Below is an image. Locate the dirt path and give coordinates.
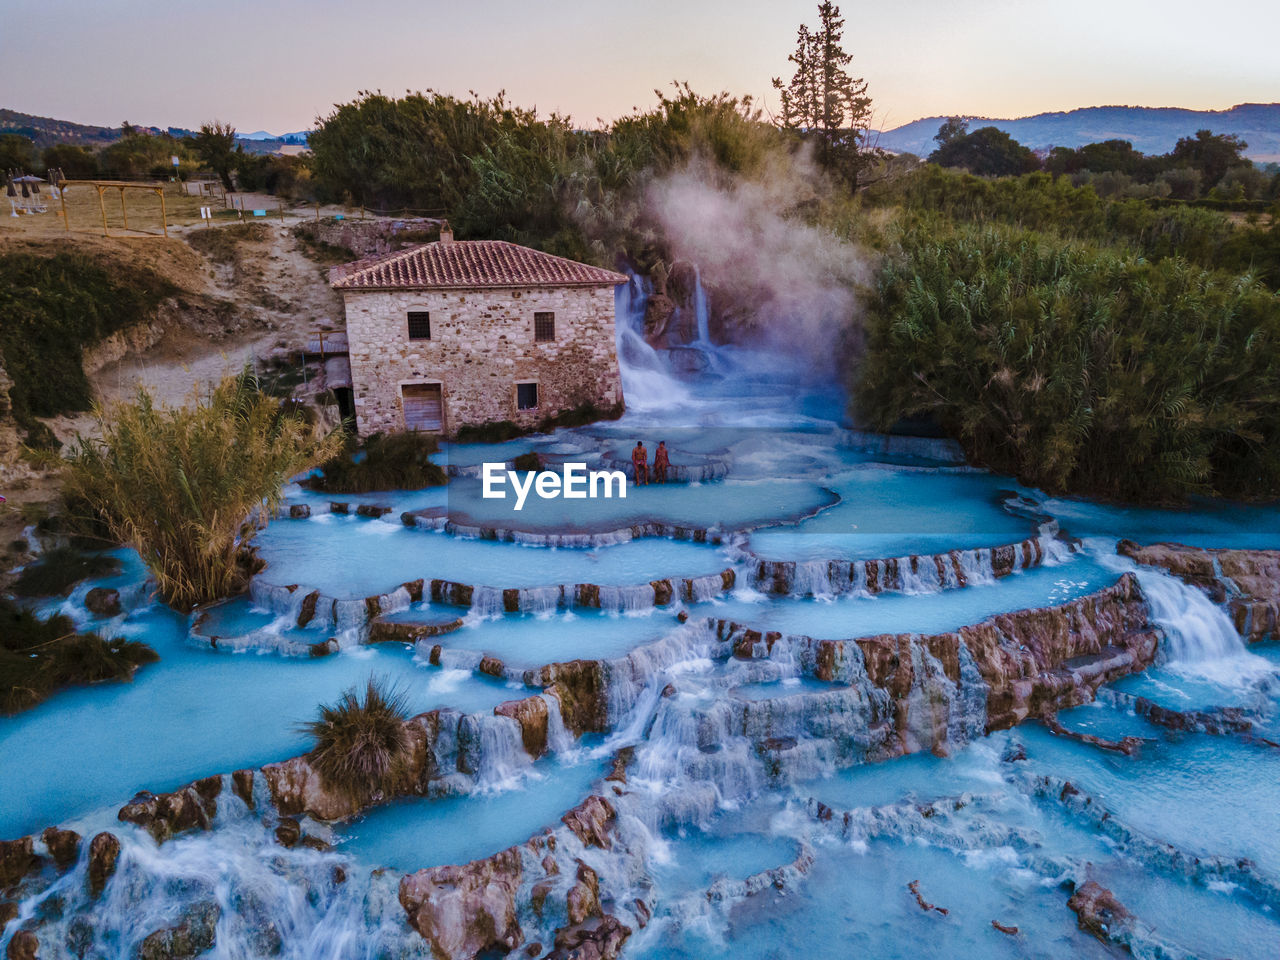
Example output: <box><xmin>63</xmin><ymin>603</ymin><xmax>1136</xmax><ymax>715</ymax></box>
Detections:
<box><xmin>83</xmin><ymin>223</ymin><xmax>344</xmax><ymax>412</ymax></box>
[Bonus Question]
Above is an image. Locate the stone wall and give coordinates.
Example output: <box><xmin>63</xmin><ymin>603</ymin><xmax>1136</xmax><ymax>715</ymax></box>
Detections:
<box><xmin>343</xmin><ymin>286</ymin><xmax>623</xmax><ymax>436</ymax></box>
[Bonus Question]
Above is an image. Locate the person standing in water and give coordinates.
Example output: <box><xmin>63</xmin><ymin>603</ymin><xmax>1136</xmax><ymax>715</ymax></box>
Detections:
<box><xmin>631</xmin><ymin>441</ymin><xmax>649</xmax><ymax>485</ymax></box>
<box><xmin>653</xmin><ymin>441</ymin><xmax>670</xmax><ymax>484</ymax></box>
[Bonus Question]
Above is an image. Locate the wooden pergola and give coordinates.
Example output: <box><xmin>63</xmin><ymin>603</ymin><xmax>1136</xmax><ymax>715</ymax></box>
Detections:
<box><xmin>58</xmin><ymin>179</ymin><xmax>170</xmax><ymax>238</ymax></box>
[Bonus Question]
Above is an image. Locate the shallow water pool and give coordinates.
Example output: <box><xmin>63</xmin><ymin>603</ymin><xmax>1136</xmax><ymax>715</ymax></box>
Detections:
<box><xmin>253</xmin><ymin>515</ymin><xmax>734</xmax><ymax>596</ymax></box>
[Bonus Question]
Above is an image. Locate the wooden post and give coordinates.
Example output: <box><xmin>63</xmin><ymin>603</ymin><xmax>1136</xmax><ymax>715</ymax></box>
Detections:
<box><xmin>119</xmin><ymin>187</ymin><xmax>129</xmax><ymax>231</ymax></box>
<box><xmin>158</xmin><ymin>187</ymin><xmax>168</xmax><ymax>238</ymax></box>
<box><xmin>96</xmin><ymin>185</ymin><xmax>108</xmax><ymax>236</ymax></box>
<box><xmin>59</xmin><ymin>182</ymin><xmax>69</xmax><ymax>233</ymax></box>
<box><xmin>278</xmin><ymin>203</ymin><xmax>284</xmax><ymax>223</ymax></box>
<box><xmin>314</xmin><ymin>202</ymin><xmax>319</xmax><ymax>222</ymax></box>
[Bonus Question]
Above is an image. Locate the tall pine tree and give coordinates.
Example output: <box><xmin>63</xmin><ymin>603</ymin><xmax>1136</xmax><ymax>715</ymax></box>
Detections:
<box><xmin>773</xmin><ymin>2</ymin><xmax>879</xmax><ymax>187</ymax></box>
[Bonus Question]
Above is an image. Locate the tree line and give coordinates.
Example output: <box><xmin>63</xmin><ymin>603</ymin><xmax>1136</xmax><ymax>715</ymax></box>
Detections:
<box><xmin>928</xmin><ymin>119</ymin><xmax>1278</xmax><ymax>204</ymax></box>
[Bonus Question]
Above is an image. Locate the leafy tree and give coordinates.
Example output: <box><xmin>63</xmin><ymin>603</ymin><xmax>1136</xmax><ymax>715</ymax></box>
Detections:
<box><xmin>192</xmin><ymin>120</ymin><xmax>238</xmax><ymax>190</ymax></box>
<box><xmin>41</xmin><ymin>143</ymin><xmax>98</xmax><ymax>179</ymax></box>
<box><xmin>0</xmin><ymin>134</ymin><xmax>38</xmax><ymax>174</ymax></box>
<box><xmin>1170</xmin><ymin>129</ymin><xmax>1249</xmax><ymax>190</ymax></box>
<box><xmin>1211</xmin><ymin>163</ymin><xmax>1268</xmax><ymax>201</ymax></box>
<box><xmin>928</xmin><ymin>126</ymin><xmax>1040</xmax><ymax>176</ymax></box>
<box><xmin>98</xmin><ymin>130</ymin><xmax>191</xmax><ymax>179</ymax></box>
<box><xmin>772</xmin><ymin>2</ymin><xmax>879</xmax><ymax>186</ymax></box>
<box><xmin>933</xmin><ymin>117</ymin><xmax>969</xmax><ymax>148</ymax></box>
<box><xmin>1160</xmin><ymin>165</ymin><xmax>1202</xmax><ymax>200</ymax></box>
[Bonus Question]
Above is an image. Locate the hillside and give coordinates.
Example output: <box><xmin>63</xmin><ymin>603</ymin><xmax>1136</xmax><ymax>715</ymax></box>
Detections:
<box><xmin>0</xmin><ymin>108</ymin><xmax>308</xmax><ymax>152</ymax></box>
<box><xmin>878</xmin><ymin>102</ymin><xmax>1280</xmax><ymax>161</ymax></box>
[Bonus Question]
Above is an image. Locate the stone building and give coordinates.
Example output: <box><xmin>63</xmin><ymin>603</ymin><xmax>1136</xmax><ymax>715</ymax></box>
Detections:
<box><xmin>330</xmin><ymin>226</ymin><xmax>627</xmax><ymax>437</ymax></box>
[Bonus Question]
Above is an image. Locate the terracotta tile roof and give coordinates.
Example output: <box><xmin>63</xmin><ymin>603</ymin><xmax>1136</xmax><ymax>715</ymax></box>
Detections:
<box><xmin>329</xmin><ymin>240</ymin><xmax>628</xmax><ymax>291</ymax></box>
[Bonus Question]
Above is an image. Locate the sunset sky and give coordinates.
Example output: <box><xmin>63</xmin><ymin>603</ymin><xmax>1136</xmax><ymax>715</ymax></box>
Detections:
<box><xmin>3</xmin><ymin>0</ymin><xmax>1276</xmax><ymax>134</ymax></box>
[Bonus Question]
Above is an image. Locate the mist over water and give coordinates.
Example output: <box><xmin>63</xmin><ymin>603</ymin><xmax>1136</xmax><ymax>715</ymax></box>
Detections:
<box><xmin>644</xmin><ymin>159</ymin><xmax>869</xmax><ymax>377</ymax></box>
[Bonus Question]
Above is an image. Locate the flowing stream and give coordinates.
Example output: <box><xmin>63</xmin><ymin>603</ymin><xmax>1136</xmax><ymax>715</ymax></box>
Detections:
<box><xmin>3</xmin><ymin>276</ymin><xmax>1280</xmax><ymax>959</ymax></box>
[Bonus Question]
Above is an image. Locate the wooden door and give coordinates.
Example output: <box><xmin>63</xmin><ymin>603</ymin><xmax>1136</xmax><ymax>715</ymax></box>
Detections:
<box><xmin>401</xmin><ymin>383</ymin><xmax>443</xmax><ymax>432</ymax></box>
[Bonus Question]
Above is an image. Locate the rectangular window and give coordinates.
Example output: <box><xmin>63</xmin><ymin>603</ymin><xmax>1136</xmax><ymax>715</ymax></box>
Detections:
<box><xmin>516</xmin><ymin>382</ymin><xmax>539</xmax><ymax>410</ymax></box>
<box><xmin>407</xmin><ymin>311</ymin><xmax>431</xmax><ymax>341</ymax></box>
<box><xmin>534</xmin><ymin>311</ymin><xmax>555</xmax><ymax>342</ymax></box>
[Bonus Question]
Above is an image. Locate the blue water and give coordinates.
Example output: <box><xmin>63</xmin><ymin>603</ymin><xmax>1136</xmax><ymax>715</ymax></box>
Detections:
<box><xmin>0</xmin><ymin>585</ymin><xmax>514</xmax><ymax>837</ymax></box>
<box><xmin>706</xmin><ymin>553</ymin><xmax>1113</xmax><ymax>638</ymax></box>
<box><xmin>410</xmin><ymin>606</ymin><xmax>687</xmax><ymax>665</ymax></box>
<box><xmin>253</xmin><ymin>514</ymin><xmax>734</xmax><ymax>596</ymax></box>
<box><xmin>335</xmin><ymin>757</ymin><xmax>606</xmax><ymax>872</ymax></box>
<box><xmin>6</xmin><ymin>354</ymin><xmax>1280</xmax><ymax>960</ymax></box>
<box><xmin>747</xmin><ymin>467</ymin><xmax>1034</xmax><ymax>561</ymax></box>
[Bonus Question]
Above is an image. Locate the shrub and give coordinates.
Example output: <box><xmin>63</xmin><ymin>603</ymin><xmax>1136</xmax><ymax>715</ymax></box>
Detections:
<box><xmin>62</xmin><ymin>371</ymin><xmax>343</xmax><ymax>609</ymax></box>
<box><xmin>0</xmin><ymin>599</ymin><xmax>158</xmax><ymax>714</ymax></box>
<box><xmin>453</xmin><ymin>420</ymin><xmax>526</xmax><ymax>444</ymax></box>
<box><xmin>302</xmin><ymin>678</ymin><xmax>412</xmax><ymax>804</ymax></box>
<box><xmin>511</xmin><ymin>452</ymin><xmax>542</xmax><ymax>472</ymax></box>
<box><xmin>310</xmin><ymin>431</ymin><xmax>447</xmax><ymax>493</ymax></box>
<box><xmin>451</xmin><ymin>402</ymin><xmax>624</xmax><ymax>445</ymax></box>
<box><xmin>857</xmin><ymin>222</ymin><xmax>1280</xmax><ymax>502</ymax></box>
<box><xmin>0</xmin><ymin>252</ymin><xmax>174</xmax><ymax>442</ymax></box>
<box><xmin>11</xmin><ymin>547</ymin><xmax>121</xmax><ymax>597</ymax></box>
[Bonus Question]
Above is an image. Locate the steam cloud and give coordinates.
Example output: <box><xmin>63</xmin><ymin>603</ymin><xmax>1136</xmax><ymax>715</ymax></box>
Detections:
<box><xmin>644</xmin><ymin>153</ymin><xmax>869</xmax><ymax>376</ymax></box>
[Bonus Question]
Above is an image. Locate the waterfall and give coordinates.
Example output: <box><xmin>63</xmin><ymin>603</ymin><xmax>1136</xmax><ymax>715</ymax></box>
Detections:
<box><xmin>693</xmin><ymin>265</ymin><xmax>710</xmax><ymax>345</ymax></box>
<box><xmin>467</xmin><ymin>586</ymin><xmax>505</xmax><ymax>619</ymax></box>
<box><xmin>957</xmin><ymin>549</ymin><xmax>996</xmax><ymax>586</ymax></box>
<box><xmin>597</xmin><ymin>583</ymin><xmax>658</xmax><ymax>613</ymax></box>
<box><xmin>897</xmin><ymin>555</ymin><xmax>942</xmax><ymax>595</ymax></box>
<box><xmin>467</xmin><ymin>714</ymin><xmax>532</xmax><ymax>790</ymax></box>
<box><xmin>5</xmin><ymin>807</ymin><xmax>414</xmax><ymax>960</ymax></box>
<box><xmin>1132</xmin><ymin>566</ymin><xmax>1274</xmax><ymax>687</ymax></box>
<box><xmin>516</xmin><ymin>585</ymin><xmax>564</xmax><ymax>615</ymax></box>
<box><xmin>614</xmin><ymin>270</ymin><xmax>691</xmax><ymax>412</ymax></box>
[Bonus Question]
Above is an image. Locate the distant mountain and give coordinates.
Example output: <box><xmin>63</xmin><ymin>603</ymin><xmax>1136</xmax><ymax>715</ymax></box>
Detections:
<box><xmin>0</xmin><ymin>108</ymin><xmax>135</xmax><ymax>148</ymax></box>
<box><xmin>877</xmin><ymin>103</ymin><xmax>1280</xmax><ymax>162</ymax></box>
<box><xmin>1</xmin><ymin>109</ymin><xmax>311</xmax><ymax>150</ymax></box>
<box><xmin>240</xmin><ymin>130</ymin><xmax>311</xmax><ymax>142</ymax></box>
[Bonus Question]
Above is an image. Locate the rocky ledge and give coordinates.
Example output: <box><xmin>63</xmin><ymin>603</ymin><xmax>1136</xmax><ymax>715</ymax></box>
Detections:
<box><xmin>717</xmin><ymin>573</ymin><xmax>1157</xmax><ymax>755</ymax></box>
<box><xmin>1118</xmin><ymin>540</ymin><xmax>1280</xmax><ymax>642</ymax></box>
<box><xmin>398</xmin><ymin>794</ymin><xmax>634</xmax><ymax>960</ymax></box>
<box><xmin>750</xmin><ymin>534</ymin><xmax>1055</xmax><ymax>598</ymax></box>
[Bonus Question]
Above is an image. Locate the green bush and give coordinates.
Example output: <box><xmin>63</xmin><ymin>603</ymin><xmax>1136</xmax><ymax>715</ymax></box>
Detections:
<box><xmin>302</xmin><ymin>678</ymin><xmax>411</xmax><ymax>804</ymax></box>
<box><xmin>863</xmin><ymin>166</ymin><xmax>1280</xmax><ymax>289</ymax></box>
<box><xmin>311</xmin><ymin>431</ymin><xmax>447</xmax><ymax>493</ymax></box>
<box><xmin>11</xmin><ymin>547</ymin><xmax>121</xmax><ymax>597</ymax></box>
<box><xmin>857</xmin><ymin>222</ymin><xmax>1280</xmax><ymax>502</ymax></box>
<box><xmin>452</xmin><ymin>420</ymin><xmax>526</xmax><ymax>444</ymax></box>
<box><xmin>511</xmin><ymin>452</ymin><xmax>541</xmax><ymax>472</ymax></box>
<box><xmin>452</xmin><ymin>402</ymin><xmax>624</xmax><ymax>445</ymax></box>
<box><xmin>0</xmin><ymin>252</ymin><xmax>175</xmax><ymax>442</ymax></box>
<box><xmin>0</xmin><ymin>599</ymin><xmax>158</xmax><ymax>714</ymax></box>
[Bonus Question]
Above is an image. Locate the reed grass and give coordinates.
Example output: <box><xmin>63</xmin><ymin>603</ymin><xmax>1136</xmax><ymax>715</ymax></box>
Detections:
<box><xmin>302</xmin><ymin>678</ymin><xmax>412</xmax><ymax>805</ymax></box>
<box><xmin>857</xmin><ymin>221</ymin><xmax>1280</xmax><ymax>502</ymax></box>
<box><xmin>62</xmin><ymin>371</ymin><xmax>343</xmax><ymax>609</ymax></box>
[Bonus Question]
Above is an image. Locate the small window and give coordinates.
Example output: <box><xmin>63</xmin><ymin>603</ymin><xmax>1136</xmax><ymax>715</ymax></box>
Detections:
<box><xmin>516</xmin><ymin>382</ymin><xmax>539</xmax><ymax>410</ymax></box>
<box><xmin>534</xmin><ymin>311</ymin><xmax>555</xmax><ymax>342</ymax></box>
<box><xmin>407</xmin><ymin>311</ymin><xmax>431</xmax><ymax>341</ymax></box>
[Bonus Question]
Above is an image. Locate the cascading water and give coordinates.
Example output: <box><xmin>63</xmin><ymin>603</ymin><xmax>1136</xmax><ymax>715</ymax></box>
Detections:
<box><xmin>692</xmin><ymin>265</ymin><xmax>711</xmax><ymax>346</ymax></box>
<box><xmin>615</xmin><ymin>271</ymin><xmax>692</xmax><ymax>412</ymax></box>
<box><xmin>1129</xmin><ymin>564</ymin><xmax>1275</xmax><ymax>687</ymax></box>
